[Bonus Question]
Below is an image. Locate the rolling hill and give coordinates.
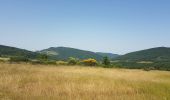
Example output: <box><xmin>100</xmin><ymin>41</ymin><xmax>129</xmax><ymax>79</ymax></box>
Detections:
<box><xmin>0</xmin><ymin>45</ymin><xmax>39</xmax><ymax>59</ymax></box>
<box><xmin>115</xmin><ymin>47</ymin><xmax>170</xmax><ymax>62</ymax></box>
<box><xmin>0</xmin><ymin>45</ymin><xmax>170</xmax><ymax>70</ymax></box>
<box><xmin>0</xmin><ymin>45</ymin><xmax>118</xmax><ymax>61</ymax></box>
<box><xmin>113</xmin><ymin>47</ymin><xmax>170</xmax><ymax>70</ymax></box>
<box><xmin>39</xmin><ymin>47</ymin><xmax>104</xmax><ymax>61</ymax></box>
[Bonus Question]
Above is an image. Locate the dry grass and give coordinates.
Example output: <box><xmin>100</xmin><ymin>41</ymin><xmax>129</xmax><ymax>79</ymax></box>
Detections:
<box><xmin>0</xmin><ymin>63</ymin><xmax>170</xmax><ymax>100</ymax></box>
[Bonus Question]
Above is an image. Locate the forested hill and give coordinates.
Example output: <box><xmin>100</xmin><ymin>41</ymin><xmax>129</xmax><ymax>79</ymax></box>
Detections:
<box><xmin>115</xmin><ymin>47</ymin><xmax>170</xmax><ymax>62</ymax></box>
<box><xmin>0</xmin><ymin>45</ymin><xmax>39</xmax><ymax>58</ymax></box>
<box><xmin>39</xmin><ymin>47</ymin><xmax>104</xmax><ymax>61</ymax></box>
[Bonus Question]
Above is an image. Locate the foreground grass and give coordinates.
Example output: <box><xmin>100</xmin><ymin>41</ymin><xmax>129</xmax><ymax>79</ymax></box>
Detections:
<box><xmin>0</xmin><ymin>63</ymin><xmax>170</xmax><ymax>100</ymax></box>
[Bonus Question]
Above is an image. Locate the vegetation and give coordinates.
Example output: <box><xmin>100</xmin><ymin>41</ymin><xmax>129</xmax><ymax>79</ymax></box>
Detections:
<box><xmin>10</xmin><ymin>56</ymin><xmax>29</xmax><ymax>62</ymax></box>
<box><xmin>113</xmin><ymin>47</ymin><xmax>170</xmax><ymax>70</ymax></box>
<box><xmin>82</xmin><ymin>58</ymin><xmax>97</xmax><ymax>66</ymax></box>
<box><xmin>96</xmin><ymin>52</ymin><xmax>120</xmax><ymax>59</ymax></box>
<box><xmin>0</xmin><ymin>63</ymin><xmax>170</xmax><ymax>100</ymax></box>
<box><xmin>0</xmin><ymin>57</ymin><xmax>10</xmax><ymax>62</ymax></box>
<box><xmin>37</xmin><ymin>54</ymin><xmax>48</xmax><ymax>61</ymax></box>
<box><xmin>68</xmin><ymin>57</ymin><xmax>78</xmax><ymax>65</ymax></box>
<box><xmin>102</xmin><ymin>56</ymin><xmax>110</xmax><ymax>66</ymax></box>
<box><xmin>111</xmin><ymin>61</ymin><xmax>170</xmax><ymax>71</ymax></box>
<box><xmin>1</xmin><ymin>45</ymin><xmax>170</xmax><ymax>71</ymax></box>
<box><xmin>1</xmin><ymin>45</ymin><xmax>170</xmax><ymax>100</ymax></box>
<box><xmin>115</xmin><ymin>47</ymin><xmax>170</xmax><ymax>62</ymax></box>
<box><xmin>56</xmin><ymin>61</ymin><xmax>68</xmax><ymax>65</ymax></box>
<box><xmin>0</xmin><ymin>45</ymin><xmax>40</xmax><ymax>59</ymax></box>
<box><xmin>39</xmin><ymin>47</ymin><xmax>104</xmax><ymax>61</ymax></box>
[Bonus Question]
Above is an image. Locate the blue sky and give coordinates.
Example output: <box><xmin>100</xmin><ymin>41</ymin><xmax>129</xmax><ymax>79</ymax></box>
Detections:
<box><xmin>0</xmin><ymin>0</ymin><xmax>170</xmax><ymax>54</ymax></box>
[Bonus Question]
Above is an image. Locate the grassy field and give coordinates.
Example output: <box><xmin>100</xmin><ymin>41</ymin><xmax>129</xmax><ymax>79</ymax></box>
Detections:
<box><xmin>0</xmin><ymin>63</ymin><xmax>170</xmax><ymax>100</ymax></box>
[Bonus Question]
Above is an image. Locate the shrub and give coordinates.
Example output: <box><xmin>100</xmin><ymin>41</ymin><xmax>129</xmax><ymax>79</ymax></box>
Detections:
<box><xmin>56</xmin><ymin>61</ymin><xmax>68</xmax><ymax>65</ymax></box>
<box><xmin>68</xmin><ymin>57</ymin><xmax>78</xmax><ymax>65</ymax></box>
<box><xmin>10</xmin><ymin>56</ymin><xmax>29</xmax><ymax>62</ymax></box>
<box><xmin>143</xmin><ymin>67</ymin><xmax>155</xmax><ymax>71</ymax></box>
<box><xmin>0</xmin><ymin>57</ymin><xmax>10</xmax><ymax>62</ymax></box>
<box><xmin>82</xmin><ymin>58</ymin><xmax>97</xmax><ymax>66</ymax></box>
<box><xmin>37</xmin><ymin>54</ymin><xmax>48</xmax><ymax>61</ymax></box>
<box><xmin>30</xmin><ymin>60</ymin><xmax>44</xmax><ymax>64</ymax></box>
<box><xmin>143</xmin><ymin>67</ymin><xmax>151</xmax><ymax>71</ymax></box>
<box><xmin>0</xmin><ymin>59</ymin><xmax>5</xmax><ymax>62</ymax></box>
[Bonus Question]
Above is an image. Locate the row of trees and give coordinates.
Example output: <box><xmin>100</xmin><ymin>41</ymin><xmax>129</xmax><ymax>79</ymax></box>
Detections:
<box><xmin>8</xmin><ymin>54</ymin><xmax>111</xmax><ymax>67</ymax></box>
<box><xmin>67</xmin><ymin>56</ymin><xmax>111</xmax><ymax>67</ymax></box>
<box><xmin>5</xmin><ymin>55</ymin><xmax>169</xmax><ymax>71</ymax></box>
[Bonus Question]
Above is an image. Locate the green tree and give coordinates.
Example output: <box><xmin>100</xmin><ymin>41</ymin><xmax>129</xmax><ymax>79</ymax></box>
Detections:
<box><xmin>38</xmin><ymin>54</ymin><xmax>48</xmax><ymax>61</ymax></box>
<box><xmin>102</xmin><ymin>56</ymin><xmax>110</xmax><ymax>66</ymax></box>
<box><xmin>68</xmin><ymin>57</ymin><xmax>77</xmax><ymax>65</ymax></box>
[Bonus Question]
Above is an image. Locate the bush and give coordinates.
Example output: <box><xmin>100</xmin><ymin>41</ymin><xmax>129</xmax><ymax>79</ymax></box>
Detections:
<box><xmin>10</xmin><ymin>57</ymin><xmax>29</xmax><ymax>62</ymax></box>
<box><xmin>56</xmin><ymin>61</ymin><xmax>68</xmax><ymax>65</ymax></box>
<box><xmin>0</xmin><ymin>59</ymin><xmax>5</xmax><ymax>62</ymax></box>
<box><xmin>30</xmin><ymin>60</ymin><xmax>57</xmax><ymax>65</ymax></box>
<box><xmin>0</xmin><ymin>57</ymin><xmax>10</xmax><ymax>62</ymax></box>
<box><xmin>45</xmin><ymin>61</ymin><xmax>56</xmax><ymax>65</ymax></box>
<box><xmin>68</xmin><ymin>57</ymin><xmax>78</xmax><ymax>65</ymax></box>
<box><xmin>30</xmin><ymin>60</ymin><xmax>44</xmax><ymax>64</ymax></box>
<box><xmin>37</xmin><ymin>54</ymin><xmax>48</xmax><ymax>61</ymax></box>
<box><xmin>82</xmin><ymin>58</ymin><xmax>97</xmax><ymax>66</ymax></box>
<box><xmin>143</xmin><ymin>67</ymin><xmax>155</xmax><ymax>71</ymax></box>
<box><xmin>143</xmin><ymin>67</ymin><xmax>151</xmax><ymax>71</ymax></box>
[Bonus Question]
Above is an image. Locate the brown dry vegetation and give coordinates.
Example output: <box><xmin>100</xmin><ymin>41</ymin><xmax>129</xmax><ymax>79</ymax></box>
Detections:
<box><xmin>0</xmin><ymin>63</ymin><xmax>170</xmax><ymax>100</ymax></box>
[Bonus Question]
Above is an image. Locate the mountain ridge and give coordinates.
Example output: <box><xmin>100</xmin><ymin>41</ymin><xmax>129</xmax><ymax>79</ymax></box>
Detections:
<box><xmin>115</xmin><ymin>47</ymin><xmax>170</xmax><ymax>62</ymax></box>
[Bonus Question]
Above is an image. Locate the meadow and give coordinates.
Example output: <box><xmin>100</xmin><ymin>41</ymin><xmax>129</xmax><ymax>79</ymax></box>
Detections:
<box><xmin>0</xmin><ymin>63</ymin><xmax>170</xmax><ymax>100</ymax></box>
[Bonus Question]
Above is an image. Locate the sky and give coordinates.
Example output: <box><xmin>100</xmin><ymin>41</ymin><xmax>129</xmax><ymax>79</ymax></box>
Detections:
<box><xmin>0</xmin><ymin>0</ymin><xmax>170</xmax><ymax>54</ymax></box>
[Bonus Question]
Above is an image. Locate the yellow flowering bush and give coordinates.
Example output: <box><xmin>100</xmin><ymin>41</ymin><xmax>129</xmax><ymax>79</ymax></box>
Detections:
<box><xmin>82</xmin><ymin>58</ymin><xmax>97</xmax><ymax>66</ymax></box>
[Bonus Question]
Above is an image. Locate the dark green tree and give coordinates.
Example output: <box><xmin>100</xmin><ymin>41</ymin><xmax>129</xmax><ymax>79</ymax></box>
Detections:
<box><xmin>102</xmin><ymin>56</ymin><xmax>110</xmax><ymax>66</ymax></box>
<box><xmin>38</xmin><ymin>54</ymin><xmax>48</xmax><ymax>61</ymax></box>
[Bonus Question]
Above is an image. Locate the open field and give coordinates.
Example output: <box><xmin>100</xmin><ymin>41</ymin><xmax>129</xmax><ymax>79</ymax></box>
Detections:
<box><xmin>0</xmin><ymin>63</ymin><xmax>170</xmax><ymax>100</ymax></box>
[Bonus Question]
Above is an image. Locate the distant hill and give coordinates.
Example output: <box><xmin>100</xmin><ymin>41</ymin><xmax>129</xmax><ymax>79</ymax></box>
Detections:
<box><xmin>0</xmin><ymin>45</ymin><xmax>39</xmax><ymax>59</ymax></box>
<box><xmin>115</xmin><ymin>47</ymin><xmax>170</xmax><ymax>62</ymax></box>
<box><xmin>39</xmin><ymin>47</ymin><xmax>104</xmax><ymax>61</ymax></box>
<box><xmin>0</xmin><ymin>45</ymin><xmax>119</xmax><ymax>61</ymax></box>
<box><xmin>96</xmin><ymin>52</ymin><xmax>120</xmax><ymax>59</ymax></box>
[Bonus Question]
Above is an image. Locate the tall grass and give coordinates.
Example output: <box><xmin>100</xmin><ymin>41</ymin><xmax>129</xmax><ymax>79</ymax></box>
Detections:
<box><xmin>0</xmin><ymin>63</ymin><xmax>170</xmax><ymax>100</ymax></box>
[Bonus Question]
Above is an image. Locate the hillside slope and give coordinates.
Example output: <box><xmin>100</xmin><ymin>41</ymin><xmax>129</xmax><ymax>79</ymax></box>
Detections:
<box><xmin>116</xmin><ymin>47</ymin><xmax>170</xmax><ymax>62</ymax></box>
<box><xmin>0</xmin><ymin>45</ymin><xmax>39</xmax><ymax>58</ymax></box>
<box><xmin>112</xmin><ymin>47</ymin><xmax>170</xmax><ymax>70</ymax></box>
<box><xmin>117</xmin><ymin>47</ymin><xmax>170</xmax><ymax>61</ymax></box>
<box><xmin>39</xmin><ymin>47</ymin><xmax>104</xmax><ymax>60</ymax></box>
